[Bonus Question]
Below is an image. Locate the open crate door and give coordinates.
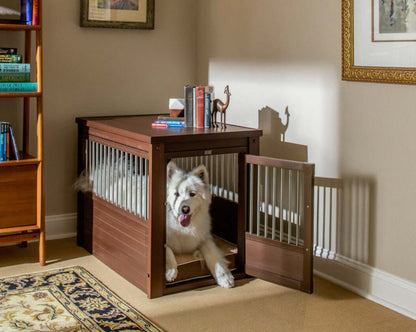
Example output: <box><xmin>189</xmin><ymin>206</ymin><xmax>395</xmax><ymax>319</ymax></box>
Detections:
<box><xmin>245</xmin><ymin>155</ymin><xmax>314</xmax><ymax>293</ymax></box>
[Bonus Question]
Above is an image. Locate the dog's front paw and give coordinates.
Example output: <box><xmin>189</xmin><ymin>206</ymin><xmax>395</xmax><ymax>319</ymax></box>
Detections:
<box><xmin>165</xmin><ymin>268</ymin><xmax>178</xmax><ymax>282</ymax></box>
<box><xmin>214</xmin><ymin>263</ymin><xmax>234</xmax><ymax>288</ymax></box>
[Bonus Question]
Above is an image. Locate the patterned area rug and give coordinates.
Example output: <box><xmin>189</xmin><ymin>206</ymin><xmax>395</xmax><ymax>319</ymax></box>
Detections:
<box><xmin>0</xmin><ymin>266</ymin><xmax>163</xmax><ymax>331</ymax></box>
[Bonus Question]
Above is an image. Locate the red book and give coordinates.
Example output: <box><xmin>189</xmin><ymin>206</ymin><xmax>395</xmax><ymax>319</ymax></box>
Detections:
<box><xmin>151</xmin><ymin>123</ymin><xmax>168</xmax><ymax>128</ymax></box>
<box><xmin>195</xmin><ymin>86</ymin><xmax>205</xmax><ymax>128</ymax></box>
<box><xmin>32</xmin><ymin>0</ymin><xmax>39</xmax><ymax>25</ymax></box>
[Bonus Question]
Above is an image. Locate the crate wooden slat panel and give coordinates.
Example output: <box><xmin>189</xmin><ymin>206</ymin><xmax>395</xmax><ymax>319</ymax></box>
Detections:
<box><xmin>94</xmin><ymin>242</ymin><xmax>147</xmax><ymax>292</ymax></box>
<box><xmin>92</xmin><ymin>197</ymin><xmax>148</xmax><ymax>292</ymax></box>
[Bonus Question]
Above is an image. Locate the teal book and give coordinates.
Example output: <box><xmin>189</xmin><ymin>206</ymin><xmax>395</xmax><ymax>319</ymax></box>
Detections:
<box><xmin>0</xmin><ymin>82</ymin><xmax>37</xmax><ymax>92</ymax></box>
<box><xmin>0</xmin><ymin>63</ymin><xmax>30</xmax><ymax>73</ymax></box>
<box><xmin>0</xmin><ymin>73</ymin><xmax>30</xmax><ymax>82</ymax></box>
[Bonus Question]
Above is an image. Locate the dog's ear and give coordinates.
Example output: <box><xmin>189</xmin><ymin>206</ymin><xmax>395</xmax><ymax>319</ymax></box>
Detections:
<box><xmin>192</xmin><ymin>164</ymin><xmax>209</xmax><ymax>187</ymax></box>
<box><xmin>167</xmin><ymin>161</ymin><xmax>178</xmax><ymax>182</ymax></box>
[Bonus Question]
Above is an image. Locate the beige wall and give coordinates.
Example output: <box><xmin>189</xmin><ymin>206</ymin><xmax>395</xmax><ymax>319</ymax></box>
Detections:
<box><xmin>196</xmin><ymin>0</ymin><xmax>415</xmax><ymax>283</ymax></box>
<box><xmin>33</xmin><ymin>1</ymin><xmax>414</xmax><ymax>284</ymax></box>
<box><xmin>42</xmin><ymin>0</ymin><xmax>196</xmax><ymax>215</ymax></box>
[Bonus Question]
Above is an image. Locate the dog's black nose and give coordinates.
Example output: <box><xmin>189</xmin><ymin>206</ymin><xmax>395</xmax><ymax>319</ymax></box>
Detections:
<box><xmin>182</xmin><ymin>206</ymin><xmax>190</xmax><ymax>214</ymax></box>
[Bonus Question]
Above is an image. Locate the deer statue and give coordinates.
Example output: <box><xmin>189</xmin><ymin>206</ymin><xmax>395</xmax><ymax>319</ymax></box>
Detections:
<box><xmin>212</xmin><ymin>85</ymin><xmax>231</xmax><ymax>128</ymax></box>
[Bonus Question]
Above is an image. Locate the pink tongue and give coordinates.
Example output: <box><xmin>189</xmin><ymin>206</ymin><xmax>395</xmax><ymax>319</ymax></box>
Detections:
<box><xmin>179</xmin><ymin>215</ymin><xmax>191</xmax><ymax>227</ymax></box>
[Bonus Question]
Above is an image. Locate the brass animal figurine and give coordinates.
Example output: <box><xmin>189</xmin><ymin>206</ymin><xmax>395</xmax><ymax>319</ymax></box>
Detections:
<box><xmin>212</xmin><ymin>85</ymin><xmax>231</xmax><ymax>128</ymax></box>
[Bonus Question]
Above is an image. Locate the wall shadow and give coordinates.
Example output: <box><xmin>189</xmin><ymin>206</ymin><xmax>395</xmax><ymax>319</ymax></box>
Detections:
<box><xmin>258</xmin><ymin>106</ymin><xmax>308</xmax><ymax>162</ymax></box>
<box><xmin>314</xmin><ymin>175</ymin><xmax>376</xmax><ymax>266</ymax></box>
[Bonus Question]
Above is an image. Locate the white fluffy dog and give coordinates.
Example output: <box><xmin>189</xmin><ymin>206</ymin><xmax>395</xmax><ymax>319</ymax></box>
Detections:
<box><xmin>165</xmin><ymin>161</ymin><xmax>234</xmax><ymax>288</ymax></box>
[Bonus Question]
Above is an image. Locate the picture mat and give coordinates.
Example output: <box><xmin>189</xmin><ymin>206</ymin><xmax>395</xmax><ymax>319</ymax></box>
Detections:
<box><xmin>88</xmin><ymin>0</ymin><xmax>147</xmax><ymax>23</ymax></box>
<box><xmin>354</xmin><ymin>0</ymin><xmax>416</xmax><ymax>67</ymax></box>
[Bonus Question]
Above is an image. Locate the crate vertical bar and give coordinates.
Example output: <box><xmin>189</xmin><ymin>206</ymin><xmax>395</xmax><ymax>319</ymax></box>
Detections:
<box><xmin>148</xmin><ymin>143</ymin><xmax>166</xmax><ymax>298</ymax></box>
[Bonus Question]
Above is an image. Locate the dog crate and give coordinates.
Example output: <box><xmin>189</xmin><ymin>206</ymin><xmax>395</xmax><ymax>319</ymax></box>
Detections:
<box><xmin>76</xmin><ymin>115</ymin><xmax>314</xmax><ymax>298</ymax></box>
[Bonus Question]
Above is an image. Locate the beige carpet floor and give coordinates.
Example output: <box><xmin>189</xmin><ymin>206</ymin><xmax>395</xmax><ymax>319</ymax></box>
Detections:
<box><xmin>0</xmin><ymin>237</ymin><xmax>414</xmax><ymax>331</ymax></box>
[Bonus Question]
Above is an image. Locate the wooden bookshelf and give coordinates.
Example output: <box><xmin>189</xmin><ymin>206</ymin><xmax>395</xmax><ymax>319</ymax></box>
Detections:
<box><xmin>0</xmin><ymin>2</ymin><xmax>45</xmax><ymax>266</ymax></box>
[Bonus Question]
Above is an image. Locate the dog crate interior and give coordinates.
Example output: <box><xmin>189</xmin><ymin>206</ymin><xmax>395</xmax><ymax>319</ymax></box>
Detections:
<box><xmin>80</xmin><ymin>138</ymin><xmax>242</xmax><ymax>289</ymax></box>
<box><xmin>168</xmin><ymin>153</ymin><xmax>240</xmax><ymax>285</ymax></box>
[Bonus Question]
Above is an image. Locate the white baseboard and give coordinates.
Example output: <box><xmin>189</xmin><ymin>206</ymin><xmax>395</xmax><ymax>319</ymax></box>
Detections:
<box><xmin>314</xmin><ymin>255</ymin><xmax>416</xmax><ymax>320</ymax></box>
<box><xmin>45</xmin><ymin>213</ymin><xmax>77</xmax><ymax>240</ymax></box>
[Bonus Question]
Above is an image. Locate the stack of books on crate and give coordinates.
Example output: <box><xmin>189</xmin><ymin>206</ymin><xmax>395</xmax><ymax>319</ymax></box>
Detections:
<box><xmin>0</xmin><ymin>0</ymin><xmax>39</xmax><ymax>25</ymax></box>
<box><xmin>0</xmin><ymin>122</ymin><xmax>19</xmax><ymax>161</ymax></box>
<box><xmin>0</xmin><ymin>48</ymin><xmax>37</xmax><ymax>92</ymax></box>
<box><xmin>152</xmin><ymin>85</ymin><xmax>214</xmax><ymax>129</ymax></box>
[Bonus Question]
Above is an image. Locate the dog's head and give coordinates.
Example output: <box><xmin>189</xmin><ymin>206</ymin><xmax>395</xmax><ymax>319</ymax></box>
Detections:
<box><xmin>166</xmin><ymin>161</ymin><xmax>211</xmax><ymax>227</ymax></box>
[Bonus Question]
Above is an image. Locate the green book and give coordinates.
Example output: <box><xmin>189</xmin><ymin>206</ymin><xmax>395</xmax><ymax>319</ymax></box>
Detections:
<box><xmin>0</xmin><ymin>73</ymin><xmax>30</xmax><ymax>82</ymax></box>
<box><xmin>0</xmin><ymin>54</ymin><xmax>22</xmax><ymax>63</ymax></box>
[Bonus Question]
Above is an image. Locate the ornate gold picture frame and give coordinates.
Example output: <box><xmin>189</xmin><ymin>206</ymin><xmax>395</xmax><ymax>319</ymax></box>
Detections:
<box><xmin>342</xmin><ymin>0</ymin><xmax>416</xmax><ymax>85</ymax></box>
<box><xmin>81</xmin><ymin>0</ymin><xmax>154</xmax><ymax>29</ymax></box>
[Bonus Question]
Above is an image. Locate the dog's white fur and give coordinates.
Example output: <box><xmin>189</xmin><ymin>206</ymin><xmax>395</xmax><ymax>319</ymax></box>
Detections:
<box><xmin>165</xmin><ymin>161</ymin><xmax>234</xmax><ymax>288</ymax></box>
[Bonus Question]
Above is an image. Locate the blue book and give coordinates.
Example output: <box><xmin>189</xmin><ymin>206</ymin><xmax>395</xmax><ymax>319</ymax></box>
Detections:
<box><xmin>20</xmin><ymin>0</ymin><xmax>33</xmax><ymax>25</ymax></box>
<box><xmin>155</xmin><ymin>120</ymin><xmax>185</xmax><ymax>125</ymax></box>
<box><xmin>204</xmin><ymin>92</ymin><xmax>212</xmax><ymax>128</ymax></box>
<box><xmin>0</xmin><ymin>82</ymin><xmax>37</xmax><ymax>92</ymax></box>
<box><xmin>0</xmin><ymin>123</ymin><xmax>4</xmax><ymax>162</ymax></box>
<box><xmin>166</xmin><ymin>123</ymin><xmax>185</xmax><ymax>128</ymax></box>
<box><xmin>9</xmin><ymin>125</ymin><xmax>20</xmax><ymax>161</ymax></box>
<box><xmin>0</xmin><ymin>63</ymin><xmax>30</xmax><ymax>73</ymax></box>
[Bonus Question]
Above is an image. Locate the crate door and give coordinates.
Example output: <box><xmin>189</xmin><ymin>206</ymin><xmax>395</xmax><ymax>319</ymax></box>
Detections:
<box><xmin>245</xmin><ymin>155</ymin><xmax>314</xmax><ymax>293</ymax></box>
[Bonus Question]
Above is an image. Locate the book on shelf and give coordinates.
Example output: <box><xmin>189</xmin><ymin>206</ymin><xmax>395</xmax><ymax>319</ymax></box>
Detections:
<box><xmin>32</xmin><ymin>0</ymin><xmax>39</xmax><ymax>25</ymax></box>
<box><xmin>151</xmin><ymin>122</ymin><xmax>185</xmax><ymax>128</ymax></box>
<box><xmin>0</xmin><ymin>54</ymin><xmax>23</xmax><ymax>63</ymax></box>
<box><xmin>0</xmin><ymin>48</ymin><xmax>18</xmax><ymax>55</ymax></box>
<box><xmin>154</xmin><ymin>120</ymin><xmax>185</xmax><ymax>125</ymax></box>
<box><xmin>204</xmin><ymin>88</ymin><xmax>213</xmax><ymax>129</ymax></box>
<box><xmin>157</xmin><ymin>115</ymin><xmax>185</xmax><ymax>122</ymax></box>
<box><xmin>184</xmin><ymin>85</ymin><xmax>194</xmax><ymax>127</ymax></box>
<box><xmin>1</xmin><ymin>122</ymin><xmax>7</xmax><ymax>161</ymax></box>
<box><xmin>0</xmin><ymin>122</ymin><xmax>19</xmax><ymax>161</ymax></box>
<box><xmin>20</xmin><ymin>0</ymin><xmax>33</xmax><ymax>25</ymax></box>
<box><xmin>0</xmin><ymin>82</ymin><xmax>37</xmax><ymax>92</ymax></box>
<box><xmin>8</xmin><ymin>124</ymin><xmax>19</xmax><ymax>160</ymax></box>
<box><xmin>0</xmin><ymin>73</ymin><xmax>29</xmax><ymax>82</ymax></box>
<box><xmin>183</xmin><ymin>84</ymin><xmax>216</xmax><ymax>129</ymax></box>
<box><xmin>0</xmin><ymin>63</ymin><xmax>30</xmax><ymax>73</ymax></box>
<box><xmin>195</xmin><ymin>86</ymin><xmax>205</xmax><ymax>128</ymax></box>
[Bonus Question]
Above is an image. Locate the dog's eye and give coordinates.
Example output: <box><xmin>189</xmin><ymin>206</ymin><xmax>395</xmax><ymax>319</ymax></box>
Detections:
<box><xmin>174</xmin><ymin>192</ymin><xmax>180</xmax><ymax>197</ymax></box>
<box><xmin>189</xmin><ymin>192</ymin><xmax>196</xmax><ymax>197</ymax></box>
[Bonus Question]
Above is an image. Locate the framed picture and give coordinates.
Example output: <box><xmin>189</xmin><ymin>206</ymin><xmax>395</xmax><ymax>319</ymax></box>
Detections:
<box><xmin>342</xmin><ymin>0</ymin><xmax>416</xmax><ymax>84</ymax></box>
<box><xmin>80</xmin><ymin>0</ymin><xmax>154</xmax><ymax>29</ymax></box>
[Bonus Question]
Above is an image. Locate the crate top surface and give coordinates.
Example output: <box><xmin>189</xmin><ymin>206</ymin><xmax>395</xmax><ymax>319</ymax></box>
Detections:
<box><xmin>76</xmin><ymin>114</ymin><xmax>263</xmax><ymax>144</ymax></box>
